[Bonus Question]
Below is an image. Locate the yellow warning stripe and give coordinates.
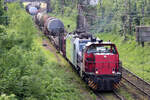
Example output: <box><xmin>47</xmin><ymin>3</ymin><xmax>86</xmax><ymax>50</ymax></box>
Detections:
<box><xmin>114</xmin><ymin>83</ymin><xmax>120</xmax><ymax>89</ymax></box>
<box><xmin>91</xmin><ymin>83</ymin><xmax>95</xmax><ymax>88</ymax></box>
<box><xmin>92</xmin><ymin>85</ymin><xmax>97</xmax><ymax>89</ymax></box>
<box><xmin>89</xmin><ymin>81</ymin><xmax>94</xmax><ymax>86</ymax></box>
<box><xmin>88</xmin><ymin>78</ymin><xmax>98</xmax><ymax>90</ymax></box>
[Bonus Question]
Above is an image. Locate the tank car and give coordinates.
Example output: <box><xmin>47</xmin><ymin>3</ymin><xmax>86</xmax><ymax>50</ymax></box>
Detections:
<box><xmin>35</xmin><ymin>12</ymin><xmax>64</xmax><ymax>36</ymax></box>
<box><xmin>44</xmin><ymin>17</ymin><xmax>64</xmax><ymax>36</ymax></box>
<box><xmin>36</xmin><ymin>12</ymin><xmax>47</xmax><ymax>26</ymax></box>
<box><xmin>25</xmin><ymin>4</ymin><xmax>39</xmax><ymax>15</ymax></box>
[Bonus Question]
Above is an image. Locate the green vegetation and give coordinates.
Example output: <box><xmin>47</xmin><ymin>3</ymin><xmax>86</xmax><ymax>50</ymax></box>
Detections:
<box><xmin>118</xmin><ymin>88</ymin><xmax>133</xmax><ymax>100</ymax></box>
<box><xmin>0</xmin><ymin>0</ymin><xmax>6</xmax><ymax>25</ymax></box>
<box><xmin>0</xmin><ymin>2</ymin><xmax>94</xmax><ymax>100</ymax></box>
<box><xmin>97</xmin><ymin>33</ymin><xmax>150</xmax><ymax>82</ymax></box>
<box><xmin>49</xmin><ymin>0</ymin><xmax>78</xmax><ymax>32</ymax></box>
<box><xmin>0</xmin><ymin>94</ymin><xmax>17</xmax><ymax>100</ymax></box>
<box><xmin>85</xmin><ymin>0</ymin><xmax>150</xmax><ymax>35</ymax></box>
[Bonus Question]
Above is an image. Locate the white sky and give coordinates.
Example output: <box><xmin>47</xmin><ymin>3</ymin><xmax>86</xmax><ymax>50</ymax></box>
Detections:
<box><xmin>90</xmin><ymin>0</ymin><xmax>99</xmax><ymax>6</ymax></box>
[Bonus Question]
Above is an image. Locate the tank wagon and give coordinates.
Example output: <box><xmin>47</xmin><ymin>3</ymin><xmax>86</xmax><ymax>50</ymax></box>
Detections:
<box><xmin>25</xmin><ymin>4</ymin><xmax>39</xmax><ymax>15</ymax></box>
<box><xmin>25</xmin><ymin>3</ymin><xmax>64</xmax><ymax>36</ymax></box>
<box><xmin>26</xmin><ymin>6</ymin><xmax>122</xmax><ymax>91</ymax></box>
<box><xmin>34</xmin><ymin>11</ymin><xmax>66</xmax><ymax>55</ymax></box>
<box><xmin>35</xmin><ymin>12</ymin><xmax>64</xmax><ymax>36</ymax></box>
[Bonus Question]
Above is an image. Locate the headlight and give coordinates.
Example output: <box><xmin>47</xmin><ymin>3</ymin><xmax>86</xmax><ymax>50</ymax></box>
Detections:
<box><xmin>112</xmin><ymin>71</ymin><xmax>115</xmax><ymax>74</ymax></box>
<box><xmin>96</xmin><ymin>71</ymin><xmax>98</xmax><ymax>74</ymax></box>
<box><xmin>95</xmin><ymin>69</ymin><xmax>98</xmax><ymax>74</ymax></box>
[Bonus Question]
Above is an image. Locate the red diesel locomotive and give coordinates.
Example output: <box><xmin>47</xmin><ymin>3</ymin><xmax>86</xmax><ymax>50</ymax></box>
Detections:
<box><xmin>66</xmin><ymin>33</ymin><xmax>122</xmax><ymax>91</ymax></box>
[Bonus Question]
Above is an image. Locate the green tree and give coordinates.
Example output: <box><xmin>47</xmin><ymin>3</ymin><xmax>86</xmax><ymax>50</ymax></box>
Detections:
<box><xmin>0</xmin><ymin>0</ymin><xmax>5</xmax><ymax>25</ymax></box>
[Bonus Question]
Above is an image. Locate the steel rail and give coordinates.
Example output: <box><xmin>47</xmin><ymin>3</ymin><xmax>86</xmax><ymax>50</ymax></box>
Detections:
<box><xmin>122</xmin><ymin>67</ymin><xmax>150</xmax><ymax>99</ymax></box>
<box><xmin>113</xmin><ymin>90</ymin><xmax>124</xmax><ymax>100</ymax></box>
<box><xmin>122</xmin><ymin>67</ymin><xmax>150</xmax><ymax>87</ymax></box>
<box><xmin>94</xmin><ymin>91</ymin><xmax>108</xmax><ymax>100</ymax></box>
<box><xmin>122</xmin><ymin>77</ymin><xmax>150</xmax><ymax>98</ymax></box>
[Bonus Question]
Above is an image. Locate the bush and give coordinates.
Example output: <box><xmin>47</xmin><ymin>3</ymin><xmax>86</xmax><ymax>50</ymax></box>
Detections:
<box><xmin>0</xmin><ymin>94</ymin><xmax>17</xmax><ymax>100</ymax></box>
<box><xmin>0</xmin><ymin>0</ymin><xmax>6</xmax><ymax>25</ymax></box>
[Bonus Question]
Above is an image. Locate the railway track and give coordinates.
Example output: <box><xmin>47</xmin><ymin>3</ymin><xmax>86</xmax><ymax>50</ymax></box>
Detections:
<box><xmin>113</xmin><ymin>90</ymin><xmax>125</xmax><ymax>100</ymax></box>
<box><xmin>94</xmin><ymin>92</ymin><xmax>108</xmax><ymax>100</ymax></box>
<box><xmin>122</xmin><ymin>67</ymin><xmax>150</xmax><ymax>99</ymax></box>
<box><xmin>94</xmin><ymin>90</ymin><xmax>124</xmax><ymax>100</ymax></box>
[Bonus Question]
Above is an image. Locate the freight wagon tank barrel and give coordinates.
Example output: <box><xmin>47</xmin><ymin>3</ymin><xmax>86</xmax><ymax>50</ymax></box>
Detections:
<box><xmin>29</xmin><ymin>6</ymin><xmax>38</xmax><ymax>15</ymax></box>
<box><xmin>34</xmin><ymin>11</ymin><xmax>65</xmax><ymax>36</ymax></box>
<box><xmin>37</xmin><ymin>13</ymin><xmax>49</xmax><ymax>26</ymax></box>
<box><xmin>46</xmin><ymin>18</ymin><xmax>64</xmax><ymax>35</ymax></box>
<box><xmin>25</xmin><ymin>4</ymin><xmax>38</xmax><ymax>15</ymax></box>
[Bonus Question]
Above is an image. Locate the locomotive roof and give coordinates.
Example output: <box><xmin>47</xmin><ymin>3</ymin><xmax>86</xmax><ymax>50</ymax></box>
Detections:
<box><xmin>85</xmin><ymin>41</ymin><xmax>114</xmax><ymax>47</ymax></box>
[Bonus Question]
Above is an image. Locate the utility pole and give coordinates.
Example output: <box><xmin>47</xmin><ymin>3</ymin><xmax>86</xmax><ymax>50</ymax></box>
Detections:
<box><xmin>47</xmin><ymin>0</ymin><xmax>51</xmax><ymax>13</ymax></box>
<box><xmin>76</xmin><ymin>0</ymin><xmax>88</xmax><ymax>32</ymax></box>
<box><xmin>141</xmin><ymin>1</ymin><xmax>145</xmax><ymax>46</ymax></box>
<box><xmin>116</xmin><ymin>0</ymin><xmax>118</xmax><ymax>9</ymax></box>
<box><xmin>100</xmin><ymin>0</ymin><xmax>102</xmax><ymax>7</ymax></box>
<box><xmin>100</xmin><ymin>0</ymin><xmax>105</xmax><ymax>20</ymax></box>
<box><xmin>59</xmin><ymin>0</ymin><xmax>64</xmax><ymax>15</ymax></box>
<box><xmin>123</xmin><ymin>0</ymin><xmax>127</xmax><ymax>39</ymax></box>
<box><xmin>129</xmin><ymin>0</ymin><xmax>132</xmax><ymax>35</ymax></box>
<box><xmin>141</xmin><ymin>1</ymin><xmax>145</xmax><ymax>25</ymax></box>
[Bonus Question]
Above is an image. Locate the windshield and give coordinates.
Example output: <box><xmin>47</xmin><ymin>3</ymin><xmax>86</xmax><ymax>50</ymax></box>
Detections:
<box><xmin>79</xmin><ymin>43</ymin><xmax>86</xmax><ymax>51</ymax></box>
<box><xmin>87</xmin><ymin>45</ymin><xmax>117</xmax><ymax>54</ymax></box>
<box><xmin>79</xmin><ymin>40</ymin><xmax>90</xmax><ymax>51</ymax></box>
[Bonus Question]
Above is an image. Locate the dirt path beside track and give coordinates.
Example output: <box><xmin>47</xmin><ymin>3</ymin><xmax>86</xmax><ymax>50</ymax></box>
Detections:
<box><xmin>43</xmin><ymin>39</ymin><xmax>61</xmax><ymax>63</ymax></box>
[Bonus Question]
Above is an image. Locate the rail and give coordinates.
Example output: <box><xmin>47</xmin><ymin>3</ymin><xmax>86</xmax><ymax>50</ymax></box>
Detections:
<box><xmin>122</xmin><ymin>67</ymin><xmax>150</xmax><ymax>99</ymax></box>
<box><xmin>113</xmin><ymin>90</ymin><xmax>124</xmax><ymax>100</ymax></box>
<box><xmin>94</xmin><ymin>91</ymin><xmax>108</xmax><ymax>100</ymax></box>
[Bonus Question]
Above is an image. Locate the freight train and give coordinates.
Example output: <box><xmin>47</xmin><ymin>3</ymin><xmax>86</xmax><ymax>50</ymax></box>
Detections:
<box><xmin>25</xmin><ymin>4</ymin><xmax>122</xmax><ymax>91</ymax></box>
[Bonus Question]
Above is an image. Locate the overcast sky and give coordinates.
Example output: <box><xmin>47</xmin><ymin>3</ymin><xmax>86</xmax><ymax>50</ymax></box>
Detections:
<box><xmin>90</xmin><ymin>0</ymin><xmax>99</xmax><ymax>6</ymax></box>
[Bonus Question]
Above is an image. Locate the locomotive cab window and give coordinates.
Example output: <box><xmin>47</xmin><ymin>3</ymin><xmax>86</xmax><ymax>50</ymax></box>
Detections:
<box><xmin>87</xmin><ymin>44</ymin><xmax>117</xmax><ymax>54</ymax></box>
